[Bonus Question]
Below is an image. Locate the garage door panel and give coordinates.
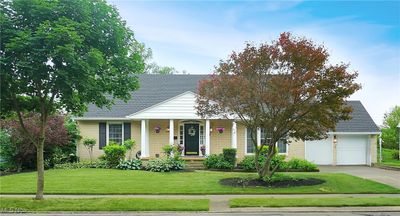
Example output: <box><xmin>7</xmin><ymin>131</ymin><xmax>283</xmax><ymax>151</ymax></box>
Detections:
<box><xmin>305</xmin><ymin>137</ymin><xmax>333</xmax><ymax>165</ymax></box>
<box><xmin>337</xmin><ymin>135</ymin><xmax>367</xmax><ymax>165</ymax></box>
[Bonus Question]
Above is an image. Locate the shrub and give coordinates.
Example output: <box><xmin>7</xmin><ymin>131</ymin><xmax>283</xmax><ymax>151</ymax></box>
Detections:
<box><xmin>286</xmin><ymin>158</ymin><xmax>318</xmax><ymax>171</ymax></box>
<box><xmin>117</xmin><ymin>159</ymin><xmax>142</xmax><ymax>170</ymax></box>
<box><xmin>102</xmin><ymin>143</ymin><xmax>126</xmax><ymax>168</ymax></box>
<box><xmin>54</xmin><ymin>160</ymin><xmax>108</xmax><ymax>169</ymax></box>
<box><xmin>0</xmin><ymin>115</ymin><xmax>80</xmax><ymax>171</ymax></box>
<box><xmin>145</xmin><ymin>157</ymin><xmax>185</xmax><ymax>172</ymax></box>
<box><xmin>162</xmin><ymin>145</ymin><xmax>175</xmax><ymax>157</ymax></box>
<box><xmin>222</xmin><ymin>148</ymin><xmax>237</xmax><ymax>166</ymax></box>
<box><xmin>145</xmin><ymin>158</ymin><xmax>173</xmax><ymax>172</ymax></box>
<box><xmin>238</xmin><ymin>154</ymin><xmax>286</xmax><ymax>171</ymax></box>
<box><xmin>203</xmin><ymin>154</ymin><xmax>234</xmax><ymax>170</ymax></box>
<box><xmin>169</xmin><ymin>157</ymin><xmax>185</xmax><ymax>170</ymax></box>
<box><xmin>392</xmin><ymin>151</ymin><xmax>399</xmax><ymax>160</ymax></box>
<box><xmin>0</xmin><ymin>130</ymin><xmax>17</xmax><ymax>171</ymax></box>
<box><xmin>122</xmin><ymin>139</ymin><xmax>136</xmax><ymax>160</ymax></box>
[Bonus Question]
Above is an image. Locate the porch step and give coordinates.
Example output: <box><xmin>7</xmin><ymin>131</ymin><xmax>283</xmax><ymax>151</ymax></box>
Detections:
<box><xmin>184</xmin><ymin>160</ymin><xmax>205</xmax><ymax>170</ymax></box>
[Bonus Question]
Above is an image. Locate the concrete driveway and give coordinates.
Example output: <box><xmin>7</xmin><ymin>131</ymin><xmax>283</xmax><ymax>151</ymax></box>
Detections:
<box><xmin>319</xmin><ymin>166</ymin><xmax>400</xmax><ymax>189</ymax></box>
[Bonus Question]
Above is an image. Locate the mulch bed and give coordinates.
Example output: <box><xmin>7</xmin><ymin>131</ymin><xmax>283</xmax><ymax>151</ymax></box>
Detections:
<box><xmin>220</xmin><ymin>177</ymin><xmax>325</xmax><ymax>188</ymax></box>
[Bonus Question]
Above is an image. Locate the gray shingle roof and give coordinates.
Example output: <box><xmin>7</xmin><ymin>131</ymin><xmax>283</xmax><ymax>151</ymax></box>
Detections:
<box><xmin>82</xmin><ymin>74</ymin><xmax>208</xmax><ymax>118</ymax></box>
<box><xmin>335</xmin><ymin>101</ymin><xmax>379</xmax><ymax>133</ymax></box>
<box><xmin>81</xmin><ymin>74</ymin><xmax>379</xmax><ymax>133</ymax></box>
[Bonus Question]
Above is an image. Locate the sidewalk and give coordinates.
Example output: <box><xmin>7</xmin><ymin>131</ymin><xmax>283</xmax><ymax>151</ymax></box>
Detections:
<box><xmin>2</xmin><ymin>194</ymin><xmax>400</xmax><ymax>212</ymax></box>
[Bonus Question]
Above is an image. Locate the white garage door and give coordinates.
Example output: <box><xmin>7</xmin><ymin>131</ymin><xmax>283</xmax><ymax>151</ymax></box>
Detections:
<box><xmin>305</xmin><ymin>136</ymin><xmax>333</xmax><ymax>165</ymax></box>
<box><xmin>337</xmin><ymin>135</ymin><xmax>368</xmax><ymax>165</ymax></box>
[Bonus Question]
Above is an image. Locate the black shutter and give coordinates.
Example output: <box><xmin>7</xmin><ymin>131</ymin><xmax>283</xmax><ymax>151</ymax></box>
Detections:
<box><xmin>99</xmin><ymin>122</ymin><xmax>106</xmax><ymax>149</ymax></box>
<box><xmin>124</xmin><ymin>122</ymin><xmax>131</xmax><ymax>141</ymax></box>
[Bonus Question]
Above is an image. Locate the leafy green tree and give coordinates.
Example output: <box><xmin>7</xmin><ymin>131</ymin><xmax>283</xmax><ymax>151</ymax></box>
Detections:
<box><xmin>381</xmin><ymin>106</ymin><xmax>400</xmax><ymax>150</ymax></box>
<box><xmin>0</xmin><ymin>0</ymin><xmax>144</xmax><ymax>199</ymax></box>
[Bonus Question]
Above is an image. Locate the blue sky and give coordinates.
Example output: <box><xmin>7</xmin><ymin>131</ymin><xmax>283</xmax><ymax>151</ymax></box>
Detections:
<box><xmin>109</xmin><ymin>0</ymin><xmax>400</xmax><ymax>125</ymax></box>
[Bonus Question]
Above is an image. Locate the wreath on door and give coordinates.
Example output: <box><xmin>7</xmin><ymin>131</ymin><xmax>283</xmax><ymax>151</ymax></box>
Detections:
<box><xmin>188</xmin><ymin>127</ymin><xmax>196</xmax><ymax>136</ymax></box>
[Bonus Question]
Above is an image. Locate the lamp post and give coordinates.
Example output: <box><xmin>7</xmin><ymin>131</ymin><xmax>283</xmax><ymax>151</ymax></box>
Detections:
<box><xmin>397</xmin><ymin>123</ymin><xmax>400</xmax><ymax>160</ymax></box>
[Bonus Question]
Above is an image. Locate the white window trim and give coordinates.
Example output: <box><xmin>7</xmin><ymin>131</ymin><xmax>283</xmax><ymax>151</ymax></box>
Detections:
<box><xmin>106</xmin><ymin>122</ymin><xmax>124</xmax><ymax>145</ymax></box>
<box><xmin>244</xmin><ymin>127</ymin><xmax>289</xmax><ymax>155</ymax></box>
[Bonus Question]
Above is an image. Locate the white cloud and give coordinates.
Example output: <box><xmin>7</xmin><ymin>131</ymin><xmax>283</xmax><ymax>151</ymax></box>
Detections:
<box><xmin>111</xmin><ymin>1</ymin><xmax>400</xmax><ymax>125</ymax></box>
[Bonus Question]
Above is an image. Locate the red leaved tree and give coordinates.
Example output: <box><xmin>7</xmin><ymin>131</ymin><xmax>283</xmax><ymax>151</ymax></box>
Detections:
<box><xmin>196</xmin><ymin>33</ymin><xmax>361</xmax><ymax>178</ymax></box>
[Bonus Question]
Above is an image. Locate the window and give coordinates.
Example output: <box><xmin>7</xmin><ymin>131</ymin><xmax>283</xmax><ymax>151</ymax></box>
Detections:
<box><xmin>277</xmin><ymin>139</ymin><xmax>287</xmax><ymax>154</ymax></box>
<box><xmin>109</xmin><ymin>124</ymin><xmax>123</xmax><ymax>144</ymax></box>
<box><xmin>179</xmin><ymin>125</ymin><xmax>184</xmax><ymax>145</ymax></box>
<box><xmin>199</xmin><ymin>125</ymin><xmax>204</xmax><ymax>145</ymax></box>
<box><xmin>246</xmin><ymin>127</ymin><xmax>288</xmax><ymax>154</ymax></box>
<box><xmin>246</xmin><ymin>128</ymin><xmax>256</xmax><ymax>154</ymax></box>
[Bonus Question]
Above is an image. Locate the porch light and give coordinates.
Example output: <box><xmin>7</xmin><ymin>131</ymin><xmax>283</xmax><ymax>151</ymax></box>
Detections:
<box><xmin>154</xmin><ymin>126</ymin><xmax>161</xmax><ymax>133</ymax></box>
<box><xmin>216</xmin><ymin>127</ymin><xmax>225</xmax><ymax>134</ymax></box>
<box><xmin>166</xmin><ymin>126</ymin><xmax>170</xmax><ymax>132</ymax></box>
<box><xmin>333</xmin><ymin>135</ymin><xmax>337</xmax><ymax>144</ymax></box>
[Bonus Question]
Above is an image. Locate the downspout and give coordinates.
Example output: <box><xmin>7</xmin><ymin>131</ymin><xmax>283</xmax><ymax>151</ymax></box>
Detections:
<box><xmin>379</xmin><ymin>133</ymin><xmax>382</xmax><ymax>163</ymax></box>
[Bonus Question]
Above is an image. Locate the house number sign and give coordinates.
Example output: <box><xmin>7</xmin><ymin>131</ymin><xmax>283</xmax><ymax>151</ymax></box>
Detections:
<box><xmin>188</xmin><ymin>127</ymin><xmax>196</xmax><ymax>136</ymax></box>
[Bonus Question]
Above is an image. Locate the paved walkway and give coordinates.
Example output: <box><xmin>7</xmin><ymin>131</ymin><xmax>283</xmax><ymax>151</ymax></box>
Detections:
<box><xmin>2</xmin><ymin>194</ymin><xmax>400</xmax><ymax>212</ymax></box>
<box><xmin>319</xmin><ymin>165</ymin><xmax>400</xmax><ymax>188</ymax></box>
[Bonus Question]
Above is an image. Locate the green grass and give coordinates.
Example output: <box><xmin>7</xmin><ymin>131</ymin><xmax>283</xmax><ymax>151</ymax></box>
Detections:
<box><xmin>380</xmin><ymin>148</ymin><xmax>400</xmax><ymax>168</ymax></box>
<box><xmin>0</xmin><ymin>198</ymin><xmax>209</xmax><ymax>212</ymax></box>
<box><xmin>230</xmin><ymin>197</ymin><xmax>400</xmax><ymax>207</ymax></box>
<box><xmin>0</xmin><ymin>169</ymin><xmax>399</xmax><ymax>194</ymax></box>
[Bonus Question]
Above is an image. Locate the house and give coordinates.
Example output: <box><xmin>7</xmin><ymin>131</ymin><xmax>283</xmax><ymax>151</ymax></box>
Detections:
<box><xmin>74</xmin><ymin>74</ymin><xmax>380</xmax><ymax>165</ymax></box>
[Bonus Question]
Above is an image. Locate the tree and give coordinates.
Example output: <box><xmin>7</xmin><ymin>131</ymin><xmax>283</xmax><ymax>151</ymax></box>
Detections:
<box><xmin>82</xmin><ymin>138</ymin><xmax>96</xmax><ymax>163</ymax></box>
<box><xmin>0</xmin><ymin>0</ymin><xmax>144</xmax><ymax>199</ymax></box>
<box><xmin>0</xmin><ymin>114</ymin><xmax>71</xmax><ymax>171</ymax></box>
<box><xmin>381</xmin><ymin>106</ymin><xmax>400</xmax><ymax>150</ymax></box>
<box><xmin>122</xmin><ymin>139</ymin><xmax>136</xmax><ymax>160</ymax></box>
<box><xmin>141</xmin><ymin>47</ymin><xmax>183</xmax><ymax>74</ymax></box>
<box><xmin>196</xmin><ymin>32</ymin><xmax>360</xmax><ymax>179</ymax></box>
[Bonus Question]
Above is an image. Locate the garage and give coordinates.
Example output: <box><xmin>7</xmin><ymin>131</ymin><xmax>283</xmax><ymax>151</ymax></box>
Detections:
<box><xmin>337</xmin><ymin>135</ymin><xmax>368</xmax><ymax>165</ymax></box>
<box><xmin>305</xmin><ymin>136</ymin><xmax>333</xmax><ymax>165</ymax></box>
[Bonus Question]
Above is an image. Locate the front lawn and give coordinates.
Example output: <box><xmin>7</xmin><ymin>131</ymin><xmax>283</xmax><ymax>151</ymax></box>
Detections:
<box><xmin>0</xmin><ymin>169</ymin><xmax>399</xmax><ymax>194</ymax></box>
<box><xmin>0</xmin><ymin>198</ymin><xmax>209</xmax><ymax>212</ymax></box>
<box><xmin>380</xmin><ymin>148</ymin><xmax>400</xmax><ymax>168</ymax></box>
<box><xmin>230</xmin><ymin>197</ymin><xmax>400</xmax><ymax>207</ymax></box>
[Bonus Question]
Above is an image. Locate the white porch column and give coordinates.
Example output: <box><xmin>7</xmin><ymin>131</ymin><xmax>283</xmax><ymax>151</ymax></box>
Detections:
<box><xmin>231</xmin><ymin>121</ymin><xmax>237</xmax><ymax>149</ymax></box>
<box><xmin>169</xmin><ymin>119</ymin><xmax>174</xmax><ymax>146</ymax></box>
<box><xmin>257</xmin><ymin>127</ymin><xmax>261</xmax><ymax>146</ymax></box>
<box><xmin>141</xmin><ymin>120</ymin><xmax>149</xmax><ymax>158</ymax></box>
<box><xmin>205</xmin><ymin>119</ymin><xmax>211</xmax><ymax>156</ymax></box>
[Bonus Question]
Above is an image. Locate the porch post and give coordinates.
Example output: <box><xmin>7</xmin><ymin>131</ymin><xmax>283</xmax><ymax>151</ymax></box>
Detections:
<box><xmin>141</xmin><ymin>119</ymin><xmax>149</xmax><ymax>158</ymax></box>
<box><xmin>169</xmin><ymin>119</ymin><xmax>174</xmax><ymax>146</ymax></box>
<box><xmin>205</xmin><ymin>119</ymin><xmax>211</xmax><ymax>156</ymax></box>
<box><xmin>231</xmin><ymin>121</ymin><xmax>237</xmax><ymax>149</ymax></box>
<box><xmin>257</xmin><ymin>127</ymin><xmax>261</xmax><ymax>146</ymax></box>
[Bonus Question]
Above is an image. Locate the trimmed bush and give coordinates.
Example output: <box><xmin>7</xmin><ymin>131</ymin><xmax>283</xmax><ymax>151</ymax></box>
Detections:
<box><xmin>203</xmin><ymin>154</ymin><xmax>234</xmax><ymax>170</ymax></box>
<box><xmin>117</xmin><ymin>159</ymin><xmax>142</xmax><ymax>170</ymax></box>
<box><xmin>102</xmin><ymin>143</ymin><xmax>126</xmax><ymax>168</ymax></box>
<box><xmin>286</xmin><ymin>158</ymin><xmax>318</xmax><ymax>171</ymax></box>
<box><xmin>238</xmin><ymin>155</ymin><xmax>286</xmax><ymax>171</ymax></box>
<box><xmin>222</xmin><ymin>148</ymin><xmax>237</xmax><ymax>166</ymax></box>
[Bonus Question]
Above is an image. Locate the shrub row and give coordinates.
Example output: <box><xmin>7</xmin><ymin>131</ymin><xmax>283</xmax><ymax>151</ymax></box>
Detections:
<box><xmin>238</xmin><ymin>155</ymin><xmax>318</xmax><ymax>172</ymax></box>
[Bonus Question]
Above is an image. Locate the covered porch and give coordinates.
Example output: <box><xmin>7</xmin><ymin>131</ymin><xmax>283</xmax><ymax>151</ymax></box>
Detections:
<box><xmin>137</xmin><ymin>119</ymin><xmax>239</xmax><ymax>158</ymax></box>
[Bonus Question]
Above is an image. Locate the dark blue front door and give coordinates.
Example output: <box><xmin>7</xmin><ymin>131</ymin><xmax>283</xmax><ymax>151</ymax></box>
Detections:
<box><xmin>184</xmin><ymin>124</ymin><xmax>199</xmax><ymax>155</ymax></box>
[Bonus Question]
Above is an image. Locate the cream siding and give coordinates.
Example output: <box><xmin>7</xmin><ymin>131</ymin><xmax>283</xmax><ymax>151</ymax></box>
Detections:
<box><xmin>286</xmin><ymin>138</ymin><xmax>305</xmax><ymax>160</ymax></box>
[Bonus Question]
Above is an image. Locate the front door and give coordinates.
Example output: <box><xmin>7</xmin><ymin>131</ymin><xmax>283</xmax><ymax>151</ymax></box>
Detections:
<box><xmin>184</xmin><ymin>124</ymin><xmax>199</xmax><ymax>155</ymax></box>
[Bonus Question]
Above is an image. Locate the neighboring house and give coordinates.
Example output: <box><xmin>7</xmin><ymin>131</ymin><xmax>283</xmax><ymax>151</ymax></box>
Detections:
<box><xmin>75</xmin><ymin>74</ymin><xmax>380</xmax><ymax>165</ymax></box>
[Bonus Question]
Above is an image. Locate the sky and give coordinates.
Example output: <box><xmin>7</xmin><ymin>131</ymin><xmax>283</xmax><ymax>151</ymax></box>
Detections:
<box><xmin>109</xmin><ymin>0</ymin><xmax>400</xmax><ymax>126</ymax></box>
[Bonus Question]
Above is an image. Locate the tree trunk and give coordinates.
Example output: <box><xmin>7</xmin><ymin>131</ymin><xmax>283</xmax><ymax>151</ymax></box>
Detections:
<box><xmin>35</xmin><ymin>139</ymin><xmax>45</xmax><ymax>200</ymax></box>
